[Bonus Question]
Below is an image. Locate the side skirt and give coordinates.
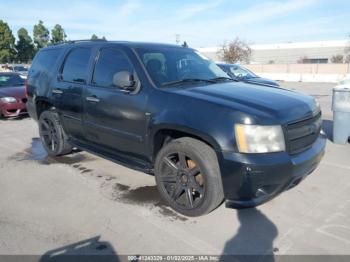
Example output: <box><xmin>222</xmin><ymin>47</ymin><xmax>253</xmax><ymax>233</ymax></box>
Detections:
<box><xmin>69</xmin><ymin>138</ymin><xmax>154</xmax><ymax>175</ymax></box>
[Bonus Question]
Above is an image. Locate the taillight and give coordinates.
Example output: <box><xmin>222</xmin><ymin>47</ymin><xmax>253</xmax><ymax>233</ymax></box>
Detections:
<box><xmin>25</xmin><ymin>79</ymin><xmax>28</xmax><ymax>98</ymax></box>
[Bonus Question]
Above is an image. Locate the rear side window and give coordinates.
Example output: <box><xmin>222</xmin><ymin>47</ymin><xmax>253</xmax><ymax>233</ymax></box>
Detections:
<box><xmin>31</xmin><ymin>48</ymin><xmax>63</xmax><ymax>74</ymax></box>
<box><xmin>92</xmin><ymin>48</ymin><xmax>133</xmax><ymax>88</ymax></box>
<box><xmin>62</xmin><ymin>48</ymin><xmax>91</xmax><ymax>83</ymax></box>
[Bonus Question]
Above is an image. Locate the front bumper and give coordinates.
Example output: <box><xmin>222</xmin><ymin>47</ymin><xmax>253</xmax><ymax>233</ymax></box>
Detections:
<box><xmin>0</xmin><ymin>100</ymin><xmax>27</xmax><ymax>117</ymax></box>
<box><xmin>219</xmin><ymin>134</ymin><xmax>326</xmax><ymax>208</ymax></box>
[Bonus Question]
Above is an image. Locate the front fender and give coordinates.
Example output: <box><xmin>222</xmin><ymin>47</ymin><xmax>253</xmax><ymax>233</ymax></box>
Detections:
<box><xmin>150</xmin><ymin>123</ymin><xmax>222</xmax><ymax>153</ymax></box>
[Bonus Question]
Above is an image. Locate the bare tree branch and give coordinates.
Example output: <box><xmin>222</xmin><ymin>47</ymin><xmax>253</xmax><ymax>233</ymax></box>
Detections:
<box><xmin>331</xmin><ymin>54</ymin><xmax>344</xmax><ymax>63</ymax></box>
<box><xmin>217</xmin><ymin>37</ymin><xmax>251</xmax><ymax>64</ymax></box>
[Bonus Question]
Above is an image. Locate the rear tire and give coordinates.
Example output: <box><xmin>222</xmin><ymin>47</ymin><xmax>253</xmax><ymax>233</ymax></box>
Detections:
<box><xmin>155</xmin><ymin>137</ymin><xmax>224</xmax><ymax>217</ymax></box>
<box><xmin>39</xmin><ymin>110</ymin><xmax>72</xmax><ymax>156</ymax></box>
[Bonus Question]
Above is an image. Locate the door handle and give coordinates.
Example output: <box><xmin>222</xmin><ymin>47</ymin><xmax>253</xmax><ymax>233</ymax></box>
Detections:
<box><xmin>52</xmin><ymin>89</ymin><xmax>63</xmax><ymax>94</ymax></box>
<box><xmin>86</xmin><ymin>96</ymin><xmax>100</xmax><ymax>103</ymax></box>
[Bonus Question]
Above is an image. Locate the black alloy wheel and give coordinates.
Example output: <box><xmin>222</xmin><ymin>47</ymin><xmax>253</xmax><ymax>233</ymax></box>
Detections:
<box><xmin>39</xmin><ymin>110</ymin><xmax>72</xmax><ymax>156</ymax></box>
<box><xmin>155</xmin><ymin>137</ymin><xmax>224</xmax><ymax>216</ymax></box>
<box><xmin>159</xmin><ymin>152</ymin><xmax>205</xmax><ymax>209</ymax></box>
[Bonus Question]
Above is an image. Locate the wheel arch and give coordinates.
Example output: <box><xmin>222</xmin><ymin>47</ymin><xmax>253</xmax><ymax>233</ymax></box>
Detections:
<box><xmin>35</xmin><ymin>97</ymin><xmax>54</xmax><ymax>118</ymax></box>
<box><xmin>151</xmin><ymin>124</ymin><xmax>222</xmax><ymax>163</ymax></box>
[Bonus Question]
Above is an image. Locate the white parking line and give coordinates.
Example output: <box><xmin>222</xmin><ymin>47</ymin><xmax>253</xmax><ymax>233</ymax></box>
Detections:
<box><xmin>322</xmin><ymin>161</ymin><xmax>350</xmax><ymax>170</ymax></box>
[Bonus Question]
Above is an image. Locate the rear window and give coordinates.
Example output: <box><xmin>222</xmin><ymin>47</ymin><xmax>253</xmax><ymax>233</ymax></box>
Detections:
<box><xmin>14</xmin><ymin>66</ymin><xmax>28</xmax><ymax>72</ymax></box>
<box><xmin>31</xmin><ymin>48</ymin><xmax>63</xmax><ymax>74</ymax></box>
<box><xmin>61</xmin><ymin>48</ymin><xmax>91</xmax><ymax>83</ymax></box>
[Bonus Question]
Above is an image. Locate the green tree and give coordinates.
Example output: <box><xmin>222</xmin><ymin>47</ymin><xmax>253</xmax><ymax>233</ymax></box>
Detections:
<box><xmin>15</xmin><ymin>28</ymin><xmax>35</xmax><ymax>63</ymax></box>
<box><xmin>91</xmin><ymin>34</ymin><xmax>106</xmax><ymax>40</ymax></box>
<box><xmin>33</xmin><ymin>20</ymin><xmax>50</xmax><ymax>49</ymax></box>
<box><xmin>51</xmin><ymin>24</ymin><xmax>66</xmax><ymax>43</ymax></box>
<box><xmin>0</xmin><ymin>20</ymin><xmax>16</xmax><ymax>63</ymax></box>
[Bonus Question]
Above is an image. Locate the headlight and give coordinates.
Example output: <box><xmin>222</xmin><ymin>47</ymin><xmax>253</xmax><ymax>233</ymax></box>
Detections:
<box><xmin>0</xmin><ymin>97</ymin><xmax>17</xmax><ymax>103</ymax></box>
<box><xmin>235</xmin><ymin>124</ymin><xmax>286</xmax><ymax>153</ymax></box>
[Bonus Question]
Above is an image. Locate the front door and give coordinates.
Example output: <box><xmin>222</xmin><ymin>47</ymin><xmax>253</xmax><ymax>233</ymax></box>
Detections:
<box><xmin>83</xmin><ymin>47</ymin><xmax>148</xmax><ymax>160</ymax></box>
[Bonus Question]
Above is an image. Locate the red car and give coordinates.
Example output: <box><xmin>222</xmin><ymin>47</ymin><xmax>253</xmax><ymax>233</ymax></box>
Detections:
<box><xmin>0</xmin><ymin>72</ymin><xmax>27</xmax><ymax>118</ymax></box>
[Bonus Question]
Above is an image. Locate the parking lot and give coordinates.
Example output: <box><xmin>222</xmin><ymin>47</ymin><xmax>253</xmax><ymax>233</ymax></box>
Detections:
<box><xmin>0</xmin><ymin>82</ymin><xmax>350</xmax><ymax>258</ymax></box>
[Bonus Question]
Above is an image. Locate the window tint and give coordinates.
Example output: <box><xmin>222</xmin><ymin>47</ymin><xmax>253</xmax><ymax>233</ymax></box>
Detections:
<box><xmin>136</xmin><ymin>47</ymin><xmax>228</xmax><ymax>86</ymax></box>
<box><xmin>92</xmin><ymin>48</ymin><xmax>133</xmax><ymax>88</ymax></box>
<box><xmin>62</xmin><ymin>48</ymin><xmax>91</xmax><ymax>83</ymax></box>
<box><xmin>14</xmin><ymin>66</ymin><xmax>28</xmax><ymax>72</ymax></box>
<box><xmin>31</xmin><ymin>48</ymin><xmax>63</xmax><ymax>73</ymax></box>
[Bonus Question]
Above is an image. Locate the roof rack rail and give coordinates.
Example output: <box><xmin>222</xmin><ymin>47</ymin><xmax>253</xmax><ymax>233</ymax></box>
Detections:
<box><xmin>48</xmin><ymin>39</ymin><xmax>108</xmax><ymax>46</ymax></box>
<box><xmin>69</xmin><ymin>39</ymin><xmax>108</xmax><ymax>43</ymax></box>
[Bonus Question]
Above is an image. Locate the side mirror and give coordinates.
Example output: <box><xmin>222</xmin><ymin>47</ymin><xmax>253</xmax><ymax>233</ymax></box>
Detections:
<box><xmin>113</xmin><ymin>71</ymin><xmax>137</xmax><ymax>91</ymax></box>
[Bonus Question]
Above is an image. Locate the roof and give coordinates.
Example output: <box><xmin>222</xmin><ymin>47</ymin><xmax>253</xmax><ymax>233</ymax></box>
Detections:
<box><xmin>216</xmin><ymin>63</ymin><xmax>236</xmax><ymax>66</ymax></box>
<box><xmin>45</xmin><ymin>40</ymin><xmax>186</xmax><ymax>50</ymax></box>
<box><xmin>0</xmin><ymin>72</ymin><xmax>22</xmax><ymax>75</ymax></box>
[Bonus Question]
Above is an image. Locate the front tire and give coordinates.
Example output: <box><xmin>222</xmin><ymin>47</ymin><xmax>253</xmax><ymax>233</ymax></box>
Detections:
<box><xmin>39</xmin><ymin>110</ymin><xmax>72</xmax><ymax>156</ymax></box>
<box><xmin>155</xmin><ymin>137</ymin><xmax>224</xmax><ymax>217</ymax></box>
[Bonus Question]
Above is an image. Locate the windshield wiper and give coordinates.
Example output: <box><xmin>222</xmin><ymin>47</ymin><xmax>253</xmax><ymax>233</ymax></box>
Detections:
<box><xmin>161</xmin><ymin>78</ymin><xmax>216</xmax><ymax>87</ymax></box>
<box><xmin>209</xmin><ymin>76</ymin><xmax>237</xmax><ymax>82</ymax></box>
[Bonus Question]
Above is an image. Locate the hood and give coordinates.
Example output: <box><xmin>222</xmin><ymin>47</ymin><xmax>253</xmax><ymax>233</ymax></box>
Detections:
<box><xmin>0</xmin><ymin>85</ymin><xmax>26</xmax><ymax>99</ymax></box>
<box><xmin>244</xmin><ymin>77</ymin><xmax>279</xmax><ymax>87</ymax></box>
<box><xmin>171</xmin><ymin>82</ymin><xmax>318</xmax><ymax>124</ymax></box>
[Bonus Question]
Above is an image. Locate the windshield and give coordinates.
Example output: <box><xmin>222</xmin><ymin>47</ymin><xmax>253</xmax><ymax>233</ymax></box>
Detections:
<box><xmin>0</xmin><ymin>74</ymin><xmax>25</xmax><ymax>87</ymax></box>
<box><xmin>13</xmin><ymin>66</ymin><xmax>28</xmax><ymax>72</ymax></box>
<box><xmin>228</xmin><ymin>65</ymin><xmax>258</xmax><ymax>79</ymax></box>
<box><xmin>136</xmin><ymin>47</ymin><xmax>229</xmax><ymax>86</ymax></box>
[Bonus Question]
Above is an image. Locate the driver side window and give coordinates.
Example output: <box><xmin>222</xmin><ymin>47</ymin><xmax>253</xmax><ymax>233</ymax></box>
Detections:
<box><xmin>142</xmin><ymin>53</ymin><xmax>167</xmax><ymax>85</ymax></box>
<box><xmin>92</xmin><ymin>48</ymin><xmax>134</xmax><ymax>88</ymax></box>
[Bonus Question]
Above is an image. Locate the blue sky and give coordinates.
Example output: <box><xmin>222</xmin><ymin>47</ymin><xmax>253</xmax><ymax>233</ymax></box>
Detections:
<box><xmin>2</xmin><ymin>0</ymin><xmax>350</xmax><ymax>47</ymax></box>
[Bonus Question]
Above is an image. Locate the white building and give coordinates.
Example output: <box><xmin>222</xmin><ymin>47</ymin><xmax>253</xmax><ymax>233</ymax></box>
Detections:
<box><xmin>197</xmin><ymin>40</ymin><xmax>349</xmax><ymax>64</ymax></box>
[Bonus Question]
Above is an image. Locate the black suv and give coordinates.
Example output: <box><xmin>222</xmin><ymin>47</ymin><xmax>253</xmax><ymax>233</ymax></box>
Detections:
<box><xmin>27</xmin><ymin>40</ymin><xmax>326</xmax><ymax>216</ymax></box>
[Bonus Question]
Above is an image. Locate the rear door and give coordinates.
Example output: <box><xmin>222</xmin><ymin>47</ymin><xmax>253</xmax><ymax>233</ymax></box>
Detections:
<box><xmin>83</xmin><ymin>47</ymin><xmax>148</xmax><ymax>159</ymax></box>
<box><xmin>52</xmin><ymin>47</ymin><xmax>93</xmax><ymax>140</ymax></box>
<box><xmin>27</xmin><ymin>48</ymin><xmax>64</xmax><ymax>120</ymax></box>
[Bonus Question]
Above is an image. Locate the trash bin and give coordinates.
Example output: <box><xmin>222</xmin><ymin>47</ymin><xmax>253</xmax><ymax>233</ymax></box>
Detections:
<box><xmin>332</xmin><ymin>84</ymin><xmax>350</xmax><ymax>144</ymax></box>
